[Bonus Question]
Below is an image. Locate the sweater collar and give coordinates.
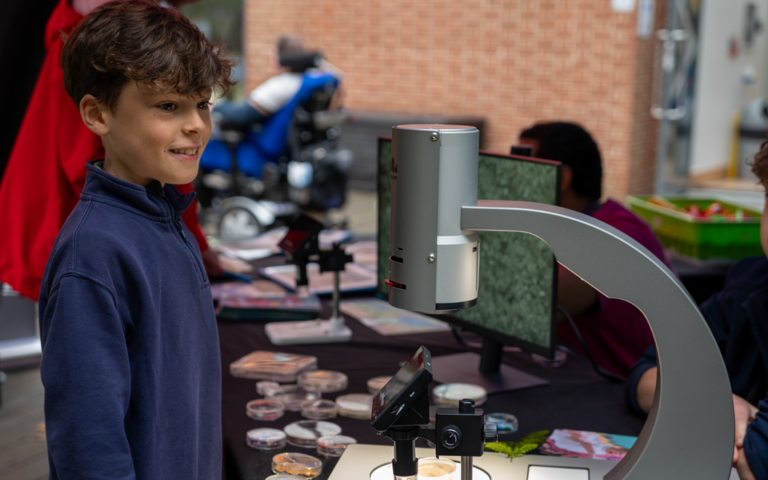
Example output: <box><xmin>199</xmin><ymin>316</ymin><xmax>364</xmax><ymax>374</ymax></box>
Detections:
<box><xmin>80</xmin><ymin>160</ymin><xmax>196</xmax><ymax>220</ymax></box>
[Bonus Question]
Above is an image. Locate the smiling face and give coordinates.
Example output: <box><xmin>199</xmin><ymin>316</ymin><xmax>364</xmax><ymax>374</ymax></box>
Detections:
<box><xmin>84</xmin><ymin>81</ymin><xmax>212</xmax><ymax>187</ymax></box>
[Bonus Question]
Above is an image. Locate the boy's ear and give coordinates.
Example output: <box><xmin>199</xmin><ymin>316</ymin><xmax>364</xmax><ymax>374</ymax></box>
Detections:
<box><xmin>79</xmin><ymin>94</ymin><xmax>110</xmax><ymax>137</ymax></box>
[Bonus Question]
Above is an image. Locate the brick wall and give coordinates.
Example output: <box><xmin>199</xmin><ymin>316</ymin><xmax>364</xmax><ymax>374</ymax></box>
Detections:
<box><xmin>244</xmin><ymin>0</ymin><xmax>665</xmax><ymax>199</ymax></box>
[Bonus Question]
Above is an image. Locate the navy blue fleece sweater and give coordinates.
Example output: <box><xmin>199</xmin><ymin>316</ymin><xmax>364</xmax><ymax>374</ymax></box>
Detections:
<box><xmin>39</xmin><ymin>162</ymin><xmax>221</xmax><ymax>480</ymax></box>
<box><xmin>625</xmin><ymin>256</ymin><xmax>768</xmax><ymax>479</ymax></box>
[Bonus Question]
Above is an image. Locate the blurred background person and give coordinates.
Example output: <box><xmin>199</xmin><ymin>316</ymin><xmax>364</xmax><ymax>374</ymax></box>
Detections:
<box><xmin>519</xmin><ymin>121</ymin><xmax>673</xmax><ymax>377</ymax></box>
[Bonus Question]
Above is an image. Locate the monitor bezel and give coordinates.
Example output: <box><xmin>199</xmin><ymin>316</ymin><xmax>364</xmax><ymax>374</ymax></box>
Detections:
<box><xmin>376</xmin><ymin>135</ymin><xmax>561</xmax><ymax>359</ymax></box>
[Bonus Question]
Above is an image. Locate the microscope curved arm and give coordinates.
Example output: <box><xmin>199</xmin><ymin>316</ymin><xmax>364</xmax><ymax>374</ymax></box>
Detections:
<box><xmin>461</xmin><ymin>200</ymin><xmax>733</xmax><ymax>480</ymax></box>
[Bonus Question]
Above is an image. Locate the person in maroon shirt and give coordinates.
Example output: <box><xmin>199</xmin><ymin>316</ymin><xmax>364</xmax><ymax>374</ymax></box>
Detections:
<box><xmin>519</xmin><ymin>122</ymin><xmax>673</xmax><ymax>377</ymax></box>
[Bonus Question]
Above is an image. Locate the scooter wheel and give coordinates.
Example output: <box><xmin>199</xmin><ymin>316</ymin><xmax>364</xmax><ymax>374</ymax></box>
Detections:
<box><xmin>218</xmin><ymin>207</ymin><xmax>263</xmax><ymax>240</ymax></box>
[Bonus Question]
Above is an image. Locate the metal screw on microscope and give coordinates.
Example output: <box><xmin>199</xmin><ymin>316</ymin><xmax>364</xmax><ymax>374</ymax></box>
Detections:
<box><xmin>428</xmin><ymin>253</ymin><xmax>436</xmax><ymax>263</ymax></box>
<box><xmin>430</xmin><ymin>132</ymin><xmax>439</xmax><ymax>141</ymax></box>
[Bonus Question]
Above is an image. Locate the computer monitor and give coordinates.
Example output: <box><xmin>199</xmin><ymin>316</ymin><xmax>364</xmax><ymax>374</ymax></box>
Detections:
<box><xmin>376</xmin><ymin>136</ymin><xmax>562</xmax><ymax>393</ymax></box>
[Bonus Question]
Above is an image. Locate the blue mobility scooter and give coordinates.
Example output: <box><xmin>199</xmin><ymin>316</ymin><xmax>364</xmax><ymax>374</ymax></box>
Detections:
<box><xmin>198</xmin><ymin>54</ymin><xmax>352</xmax><ymax>240</ymax></box>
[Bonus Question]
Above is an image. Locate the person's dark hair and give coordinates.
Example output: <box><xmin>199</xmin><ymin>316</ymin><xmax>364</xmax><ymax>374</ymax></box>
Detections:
<box><xmin>61</xmin><ymin>0</ymin><xmax>236</xmax><ymax>109</ymax></box>
<box><xmin>519</xmin><ymin>122</ymin><xmax>603</xmax><ymax>200</ymax></box>
<box><xmin>752</xmin><ymin>138</ymin><xmax>768</xmax><ymax>186</ymax></box>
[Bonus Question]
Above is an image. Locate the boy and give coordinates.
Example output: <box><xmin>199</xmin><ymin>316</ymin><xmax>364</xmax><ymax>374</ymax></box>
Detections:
<box><xmin>38</xmin><ymin>1</ymin><xmax>234</xmax><ymax>478</ymax></box>
<box><xmin>625</xmin><ymin>148</ymin><xmax>768</xmax><ymax>479</ymax></box>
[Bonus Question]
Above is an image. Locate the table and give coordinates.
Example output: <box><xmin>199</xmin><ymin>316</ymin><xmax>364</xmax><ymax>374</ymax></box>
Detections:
<box><xmin>218</xmin><ymin>296</ymin><xmax>646</xmax><ymax>480</ymax></box>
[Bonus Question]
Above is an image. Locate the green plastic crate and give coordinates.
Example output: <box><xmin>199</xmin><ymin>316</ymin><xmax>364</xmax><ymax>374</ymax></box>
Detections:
<box><xmin>627</xmin><ymin>195</ymin><xmax>763</xmax><ymax>261</ymax></box>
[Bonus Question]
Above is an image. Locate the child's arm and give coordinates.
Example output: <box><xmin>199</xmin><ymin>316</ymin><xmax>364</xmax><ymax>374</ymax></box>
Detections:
<box><xmin>40</xmin><ymin>275</ymin><xmax>135</xmax><ymax>479</ymax></box>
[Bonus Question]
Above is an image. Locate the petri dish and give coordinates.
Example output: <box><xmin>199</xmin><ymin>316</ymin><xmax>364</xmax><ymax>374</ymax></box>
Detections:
<box><xmin>301</xmin><ymin>399</ymin><xmax>338</xmax><ymax>420</ymax></box>
<box><xmin>272</xmin><ymin>452</ymin><xmax>323</xmax><ymax>478</ymax></box>
<box><xmin>317</xmin><ymin>435</ymin><xmax>357</xmax><ymax>457</ymax></box>
<box><xmin>432</xmin><ymin>383</ymin><xmax>487</xmax><ymax>407</ymax></box>
<box><xmin>246</xmin><ymin>428</ymin><xmax>287</xmax><ymax>451</ymax></box>
<box><xmin>267</xmin><ymin>385</ymin><xmax>321</xmax><ymax>412</ymax></box>
<box><xmin>246</xmin><ymin>399</ymin><xmax>285</xmax><ymax>421</ymax></box>
<box><xmin>284</xmin><ymin>420</ymin><xmax>342</xmax><ymax>448</ymax></box>
<box><xmin>417</xmin><ymin>457</ymin><xmax>457</xmax><ymax>480</ymax></box>
<box><xmin>257</xmin><ymin>380</ymin><xmax>280</xmax><ymax>396</ymax></box>
<box><xmin>335</xmin><ymin>393</ymin><xmax>373</xmax><ymax>419</ymax></box>
<box><xmin>230</xmin><ymin>351</ymin><xmax>318</xmax><ymax>383</ymax></box>
<box><xmin>297</xmin><ymin>370</ymin><xmax>348</xmax><ymax>393</ymax></box>
<box><xmin>484</xmin><ymin>412</ymin><xmax>519</xmax><ymax>433</ymax></box>
<box><xmin>366</xmin><ymin>376</ymin><xmax>392</xmax><ymax>395</ymax></box>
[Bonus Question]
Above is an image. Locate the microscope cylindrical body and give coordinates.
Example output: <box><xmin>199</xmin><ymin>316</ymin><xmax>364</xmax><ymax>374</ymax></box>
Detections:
<box><xmin>388</xmin><ymin>125</ymin><xmax>480</xmax><ymax>314</ymax></box>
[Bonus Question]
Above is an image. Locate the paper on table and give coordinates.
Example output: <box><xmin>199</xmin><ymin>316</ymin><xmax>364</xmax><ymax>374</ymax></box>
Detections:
<box><xmin>539</xmin><ymin>429</ymin><xmax>637</xmax><ymax>461</ymax></box>
<box><xmin>259</xmin><ymin>263</ymin><xmax>377</xmax><ymax>295</ymax></box>
<box><xmin>210</xmin><ymin>280</ymin><xmax>287</xmax><ymax>301</ymax></box>
<box><xmin>340</xmin><ymin>299</ymin><xmax>450</xmax><ymax>336</ymax></box>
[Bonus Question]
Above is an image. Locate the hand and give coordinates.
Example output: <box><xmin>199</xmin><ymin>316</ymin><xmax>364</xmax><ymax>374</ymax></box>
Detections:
<box><xmin>201</xmin><ymin>248</ymin><xmax>225</xmax><ymax>278</ymax></box>
<box><xmin>735</xmin><ymin>445</ymin><xmax>757</xmax><ymax>480</ymax></box>
<box><xmin>733</xmin><ymin>394</ymin><xmax>758</xmax><ymax>465</ymax></box>
<box><xmin>636</xmin><ymin>366</ymin><xmax>658</xmax><ymax>414</ymax></box>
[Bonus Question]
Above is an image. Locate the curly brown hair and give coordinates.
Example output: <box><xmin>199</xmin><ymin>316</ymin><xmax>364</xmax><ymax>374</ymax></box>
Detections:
<box><xmin>61</xmin><ymin>0</ymin><xmax>236</xmax><ymax>109</ymax></box>
<box><xmin>752</xmin><ymin>138</ymin><xmax>768</xmax><ymax>187</ymax></box>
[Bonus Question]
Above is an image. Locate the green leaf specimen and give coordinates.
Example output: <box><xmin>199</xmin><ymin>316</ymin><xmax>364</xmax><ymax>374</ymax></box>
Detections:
<box><xmin>484</xmin><ymin>430</ymin><xmax>550</xmax><ymax>459</ymax></box>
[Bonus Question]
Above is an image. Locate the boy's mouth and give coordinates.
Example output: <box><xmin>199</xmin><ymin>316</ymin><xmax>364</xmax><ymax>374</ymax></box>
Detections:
<box><xmin>170</xmin><ymin>148</ymin><xmax>199</xmax><ymax>156</ymax></box>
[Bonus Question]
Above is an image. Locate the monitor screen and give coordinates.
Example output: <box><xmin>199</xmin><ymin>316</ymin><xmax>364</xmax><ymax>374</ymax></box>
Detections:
<box><xmin>376</xmin><ymin>137</ymin><xmax>561</xmax><ymax>357</ymax></box>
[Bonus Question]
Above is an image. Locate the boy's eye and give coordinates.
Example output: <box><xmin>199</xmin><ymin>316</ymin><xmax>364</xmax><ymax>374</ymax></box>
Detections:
<box><xmin>158</xmin><ymin>103</ymin><xmax>177</xmax><ymax>111</ymax></box>
<box><xmin>197</xmin><ymin>101</ymin><xmax>212</xmax><ymax>109</ymax></box>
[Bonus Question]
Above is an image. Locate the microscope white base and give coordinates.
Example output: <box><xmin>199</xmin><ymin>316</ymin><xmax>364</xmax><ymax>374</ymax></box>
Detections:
<box><xmin>265</xmin><ymin>319</ymin><xmax>352</xmax><ymax>345</ymax></box>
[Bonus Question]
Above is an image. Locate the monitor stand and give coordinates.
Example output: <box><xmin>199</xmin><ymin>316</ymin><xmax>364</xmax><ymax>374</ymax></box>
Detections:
<box><xmin>431</xmin><ymin>338</ymin><xmax>549</xmax><ymax>394</ymax></box>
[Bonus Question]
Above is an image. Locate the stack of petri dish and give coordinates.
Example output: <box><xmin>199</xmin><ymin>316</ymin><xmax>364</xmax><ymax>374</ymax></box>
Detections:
<box><xmin>267</xmin><ymin>385</ymin><xmax>321</xmax><ymax>412</ymax></box>
<box><xmin>246</xmin><ymin>399</ymin><xmax>285</xmax><ymax>421</ymax></box>
<box><xmin>432</xmin><ymin>383</ymin><xmax>487</xmax><ymax>407</ymax></box>
<box><xmin>297</xmin><ymin>370</ymin><xmax>348</xmax><ymax>393</ymax></box>
<box><xmin>335</xmin><ymin>393</ymin><xmax>373</xmax><ymax>419</ymax></box>
<box><xmin>316</xmin><ymin>435</ymin><xmax>357</xmax><ymax>458</ymax></box>
<box><xmin>246</xmin><ymin>428</ymin><xmax>287</xmax><ymax>451</ymax></box>
<box><xmin>366</xmin><ymin>376</ymin><xmax>392</xmax><ymax>395</ymax></box>
<box><xmin>271</xmin><ymin>452</ymin><xmax>323</xmax><ymax>478</ymax></box>
<box><xmin>283</xmin><ymin>420</ymin><xmax>342</xmax><ymax>448</ymax></box>
<box><xmin>300</xmin><ymin>399</ymin><xmax>338</xmax><ymax>420</ymax></box>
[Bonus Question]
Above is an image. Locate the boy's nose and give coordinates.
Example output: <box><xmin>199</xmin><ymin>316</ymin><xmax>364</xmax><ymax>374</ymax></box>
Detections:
<box><xmin>183</xmin><ymin>111</ymin><xmax>208</xmax><ymax>134</ymax></box>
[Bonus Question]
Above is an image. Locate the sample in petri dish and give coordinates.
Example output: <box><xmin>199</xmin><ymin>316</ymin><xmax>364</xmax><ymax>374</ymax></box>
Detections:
<box><xmin>267</xmin><ymin>385</ymin><xmax>321</xmax><ymax>412</ymax></box>
<box><xmin>257</xmin><ymin>380</ymin><xmax>280</xmax><ymax>396</ymax></box>
<box><xmin>297</xmin><ymin>370</ymin><xmax>348</xmax><ymax>393</ymax></box>
<box><xmin>432</xmin><ymin>383</ymin><xmax>487</xmax><ymax>407</ymax></box>
<box><xmin>246</xmin><ymin>428</ymin><xmax>287</xmax><ymax>451</ymax></box>
<box><xmin>265</xmin><ymin>475</ymin><xmax>306</xmax><ymax>480</ymax></box>
<box><xmin>272</xmin><ymin>452</ymin><xmax>323</xmax><ymax>478</ymax></box>
<box><xmin>300</xmin><ymin>399</ymin><xmax>338</xmax><ymax>420</ymax></box>
<box><xmin>417</xmin><ymin>457</ymin><xmax>457</xmax><ymax>480</ymax></box>
<box><xmin>484</xmin><ymin>412</ymin><xmax>519</xmax><ymax>433</ymax></box>
<box><xmin>335</xmin><ymin>393</ymin><xmax>373</xmax><ymax>419</ymax></box>
<box><xmin>284</xmin><ymin>420</ymin><xmax>342</xmax><ymax>448</ymax></box>
<box><xmin>246</xmin><ymin>399</ymin><xmax>285</xmax><ymax>421</ymax></box>
<box><xmin>316</xmin><ymin>435</ymin><xmax>357</xmax><ymax>457</ymax></box>
<box><xmin>366</xmin><ymin>376</ymin><xmax>392</xmax><ymax>395</ymax></box>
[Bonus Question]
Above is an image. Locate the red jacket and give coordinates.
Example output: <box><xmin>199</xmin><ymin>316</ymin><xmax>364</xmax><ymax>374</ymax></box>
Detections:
<box><xmin>0</xmin><ymin>0</ymin><xmax>208</xmax><ymax>301</ymax></box>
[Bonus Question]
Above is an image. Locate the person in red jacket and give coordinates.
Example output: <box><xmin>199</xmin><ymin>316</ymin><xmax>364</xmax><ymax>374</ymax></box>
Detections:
<box><xmin>0</xmin><ymin>0</ymin><xmax>222</xmax><ymax>301</ymax></box>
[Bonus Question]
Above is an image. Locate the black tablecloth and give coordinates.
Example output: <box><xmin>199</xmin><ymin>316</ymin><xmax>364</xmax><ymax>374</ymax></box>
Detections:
<box><xmin>218</xmin><ymin>298</ymin><xmax>646</xmax><ymax>480</ymax></box>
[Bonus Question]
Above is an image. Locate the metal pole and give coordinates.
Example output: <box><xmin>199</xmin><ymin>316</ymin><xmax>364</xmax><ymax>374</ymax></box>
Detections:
<box><xmin>654</xmin><ymin>0</ymin><xmax>678</xmax><ymax>194</ymax></box>
<box><xmin>461</xmin><ymin>456</ymin><xmax>473</xmax><ymax>480</ymax></box>
<box><xmin>332</xmin><ymin>270</ymin><xmax>340</xmax><ymax>320</ymax></box>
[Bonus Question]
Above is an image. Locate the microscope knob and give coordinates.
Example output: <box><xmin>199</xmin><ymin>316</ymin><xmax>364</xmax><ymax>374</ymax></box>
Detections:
<box><xmin>440</xmin><ymin>425</ymin><xmax>462</xmax><ymax>449</ymax></box>
<box><xmin>484</xmin><ymin>422</ymin><xmax>499</xmax><ymax>443</ymax></box>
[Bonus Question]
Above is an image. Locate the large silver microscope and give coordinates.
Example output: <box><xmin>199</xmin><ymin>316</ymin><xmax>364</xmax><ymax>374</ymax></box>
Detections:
<box><xmin>379</xmin><ymin>125</ymin><xmax>734</xmax><ymax>480</ymax></box>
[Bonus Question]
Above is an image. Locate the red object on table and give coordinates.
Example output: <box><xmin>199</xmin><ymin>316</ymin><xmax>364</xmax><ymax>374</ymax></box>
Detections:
<box><xmin>0</xmin><ymin>0</ymin><xmax>208</xmax><ymax>301</ymax></box>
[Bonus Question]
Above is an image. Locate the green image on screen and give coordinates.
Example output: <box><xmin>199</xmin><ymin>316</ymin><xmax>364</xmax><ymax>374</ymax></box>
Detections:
<box><xmin>376</xmin><ymin>137</ymin><xmax>561</xmax><ymax>356</ymax></box>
